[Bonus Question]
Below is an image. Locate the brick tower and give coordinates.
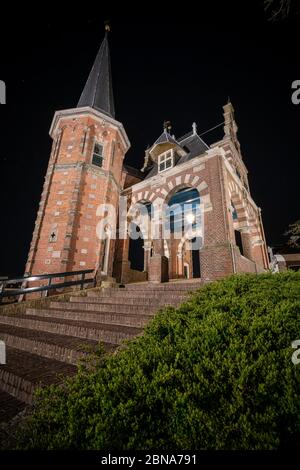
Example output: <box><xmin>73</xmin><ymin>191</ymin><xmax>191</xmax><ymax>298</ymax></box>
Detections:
<box><xmin>25</xmin><ymin>31</ymin><xmax>130</xmax><ymax>281</ymax></box>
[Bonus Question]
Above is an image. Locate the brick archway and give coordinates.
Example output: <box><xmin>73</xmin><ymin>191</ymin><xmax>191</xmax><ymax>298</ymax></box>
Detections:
<box><xmin>147</xmin><ymin>175</ymin><xmax>211</xmax><ymax>212</ymax></box>
<box><xmin>228</xmin><ymin>180</ymin><xmax>268</xmax><ymax>269</ymax></box>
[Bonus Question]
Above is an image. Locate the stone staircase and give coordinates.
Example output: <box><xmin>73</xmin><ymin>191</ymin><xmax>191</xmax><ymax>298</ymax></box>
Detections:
<box><xmin>0</xmin><ymin>279</ymin><xmax>201</xmax><ymax>423</ymax></box>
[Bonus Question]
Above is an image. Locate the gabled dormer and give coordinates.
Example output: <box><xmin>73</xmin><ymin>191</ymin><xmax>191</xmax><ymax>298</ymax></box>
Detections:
<box><xmin>149</xmin><ymin>125</ymin><xmax>187</xmax><ymax>170</ymax></box>
<box><xmin>141</xmin><ymin>122</ymin><xmax>208</xmax><ymax>178</ymax></box>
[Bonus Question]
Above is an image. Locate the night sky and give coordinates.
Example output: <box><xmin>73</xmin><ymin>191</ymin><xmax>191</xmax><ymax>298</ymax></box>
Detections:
<box><xmin>0</xmin><ymin>4</ymin><xmax>299</xmax><ymax>277</ymax></box>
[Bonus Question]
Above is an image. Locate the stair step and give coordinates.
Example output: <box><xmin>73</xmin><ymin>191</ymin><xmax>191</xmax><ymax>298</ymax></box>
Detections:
<box><xmin>0</xmin><ymin>390</ymin><xmax>26</xmax><ymax>423</ymax></box>
<box><xmin>118</xmin><ymin>282</ymin><xmax>201</xmax><ymax>291</ymax></box>
<box><xmin>88</xmin><ymin>291</ymin><xmax>188</xmax><ymax>300</ymax></box>
<box><xmin>26</xmin><ymin>307</ymin><xmax>153</xmax><ymax>328</ymax></box>
<box><xmin>49</xmin><ymin>301</ymin><xmax>158</xmax><ymax>314</ymax></box>
<box><xmin>0</xmin><ymin>347</ymin><xmax>77</xmax><ymax>404</ymax></box>
<box><xmin>0</xmin><ymin>279</ymin><xmax>202</xmax><ymax>423</ymax></box>
<box><xmin>72</xmin><ymin>295</ymin><xmax>178</xmax><ymax>305</ymax></box>
<box><xmin>0</xmin><ymin>323</ymin><xmax>112</xmax><ymax>365</ymax></box>
<box><xmin>0</xmin><ymin>314</ymin><xmax>143</xmax><ymax>345</ymax></box>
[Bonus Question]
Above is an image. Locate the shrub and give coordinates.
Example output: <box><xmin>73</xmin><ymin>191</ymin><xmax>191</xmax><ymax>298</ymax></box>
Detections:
<box><xmin>16</xmin><ymin>272</ymin><xmax>300</xmax><ymax>450</ymax></box>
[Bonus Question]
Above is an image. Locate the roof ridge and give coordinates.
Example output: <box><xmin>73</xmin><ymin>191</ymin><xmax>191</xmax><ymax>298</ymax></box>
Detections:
<box><xmin>177</xmin><ymin>130</ymin><xmax>194</xmax><ymax>142</ymax></box>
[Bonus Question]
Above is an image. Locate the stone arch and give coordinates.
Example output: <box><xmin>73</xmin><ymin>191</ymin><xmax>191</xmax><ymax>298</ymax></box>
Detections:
<box><xmin>178</xmin><ymin>233</ymin><xmax>191</xmax><ymax>254</ymax></box>
<box><xmin>228</xmin><ymin>181</ymin><xmax>266</xmax><ymax>266</ymax></box>
<box><xmin>176</xmin><ymin>234</ymin><xmax>201</xmax><ymax>279</ymax></box>
<box><xmin>131</xmin><ymin>190</ymin><xmax>157</xmax><ymax>205</ymax></box>
<box><xmin>228</xmin><ymin>181</ymin><xmax>248</xmax><ymax>231</ymax></box>
<box><xmin>152</xmin><ymin>173</ymin><xmax>211</xmax><ymax>211</ymax></box>
<box><xmin>163</xmin><ymin>182</ymin><xmax>195</xmax><ymax>205</ymax></box>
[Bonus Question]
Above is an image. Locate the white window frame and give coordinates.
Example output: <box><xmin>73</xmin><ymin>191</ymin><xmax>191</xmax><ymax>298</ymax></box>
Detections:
<box><xmin>158</xmin><ymin>149</ymin><xmax>173</xmax><ymax>173</ymax></box>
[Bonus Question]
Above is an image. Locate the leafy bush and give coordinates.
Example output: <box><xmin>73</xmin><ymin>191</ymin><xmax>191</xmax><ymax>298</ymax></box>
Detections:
<box><xmin>16</xmin><ymin>272</ymin><xmax>300</xmax><ymax>449</ymax></box>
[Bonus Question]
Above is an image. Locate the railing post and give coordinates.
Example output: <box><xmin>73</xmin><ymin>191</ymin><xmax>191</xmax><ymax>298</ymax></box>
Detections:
<box><xmin>44</xmin><ymin>277</ymin><xmax>52</xmax><ymax>298</ymax></box>
<box><xmin>81</xmin><ymin>272</ymin><xmax>86</xmax><ymax>290</ymax></box>
<box><xmin>0</xmin><ymin>281</ymin><xmax>6</xmax><ymax>305</ymax></box>
<box><xmin>19</xmin><ymin>277</ymin><xmax>29</xmax><ymax>303</ymax></box>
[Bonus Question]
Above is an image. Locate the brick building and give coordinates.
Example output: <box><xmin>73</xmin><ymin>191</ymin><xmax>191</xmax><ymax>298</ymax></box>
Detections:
<box><xmin>25</xmin><ymin>32</ymin><xmax>269</xmax><ymax>285</ymax></box>
<box><xmin>269</xmin><ymin>246</ymin><xmax>300</xmax><ymax>272</ymax></box>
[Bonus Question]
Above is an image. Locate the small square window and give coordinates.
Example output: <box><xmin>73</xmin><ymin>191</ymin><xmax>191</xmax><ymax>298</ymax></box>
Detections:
<box><xmin>158</xmin><ymin>150</ymin><xmax>173</xmax><ymax>173</ymax></box>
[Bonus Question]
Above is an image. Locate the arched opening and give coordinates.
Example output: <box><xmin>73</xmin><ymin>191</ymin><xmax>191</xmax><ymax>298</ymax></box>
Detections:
<box><xmin>234</xmin><ymin>229</ymin><xmax>244</xmax><ymax>256</ymax></box>
<box><xmin>127</xmin><ymin>201</ymin><xmax>152</xmax><ymax>273</ymax></box>
<box><xmin>128</xmin><ymin>224</ymin><xmax>144</xmax><ymax>271</ymax></box>
<box><xmin>166</xmin><ymin>187</ymin><xmax>201</xmax><ymax>279</ymax></box>
<box><xmin>231</xmin><ymin>199</ymin><xmax>245</xmax><ymax>257</ymax></box>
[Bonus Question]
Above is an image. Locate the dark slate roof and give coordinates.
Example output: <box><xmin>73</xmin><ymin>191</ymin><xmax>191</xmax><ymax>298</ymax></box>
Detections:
<box><xmin>176</xmin><ymin>133</ymin><xmax>209</xmax><ymax>164</ymax></box>
<box><xmin>77</xmin><ymin>33</ymin><xmax>115</xmax><ymax>118</ymax></box>
<box><xmin>153</xmin><ymin>131</ymin><xmax>179</xmax><ymax>146</ymax></box>
<box><xmin>143</xmin><ymin>131</ymin><xmax>209</xmax><ymax>179</ymax></box>
<box><xmin>123</xmin><ymin>164</ymin><xmax>144</xmax><ymax>180</ymax></box>
<box><xmin>143</xmin><ymin>162</ymin><xmax>158</xmax><ymax>179</ymax></box>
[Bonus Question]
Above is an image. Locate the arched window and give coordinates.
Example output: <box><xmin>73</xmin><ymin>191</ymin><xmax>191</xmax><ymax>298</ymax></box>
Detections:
<box><xmin>166</xmin><ymin>187</ymin><xmax>200</xmax><ymax>235</ymax></box>
<box><xmin>166</xmin><ymin>187</ymin><xmax>201</xmax><ymax>278</ymax></box>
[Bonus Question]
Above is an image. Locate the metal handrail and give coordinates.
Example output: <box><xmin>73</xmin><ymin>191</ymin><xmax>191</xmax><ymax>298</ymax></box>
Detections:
<box><xmin>0</xmin><ymin>269</ymin><xmax>95</xmax><ymax>302</ymax></box>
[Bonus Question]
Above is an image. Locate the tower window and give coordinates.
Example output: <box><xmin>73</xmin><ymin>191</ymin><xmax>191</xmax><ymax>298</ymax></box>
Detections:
<box><xmin>92</xmin><ymin>142</ymin><xmax>104</xmax><ymax>168</ymax></box>
<box><xmin>158</xmin><ymin>150</ymin><xmax>173</xmax><ymax>172</ymax></box>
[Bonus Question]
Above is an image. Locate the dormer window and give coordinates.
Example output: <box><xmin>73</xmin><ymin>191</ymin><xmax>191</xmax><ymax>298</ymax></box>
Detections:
<box><xmin>92</xmin><ymin>142</ymin><xmax>104</xmax><ymax>168</ymax></box>
<box><xmin>158</xmin><ymin>150</ymin><xmax>173</xmax><ymax>172</ymax></box>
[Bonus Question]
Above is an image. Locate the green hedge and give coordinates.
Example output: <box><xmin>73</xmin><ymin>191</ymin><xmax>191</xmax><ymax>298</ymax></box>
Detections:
<box><xmin>16</xmin><ymin>272</ymin><xmax>300</xmax><ymax>449</ymax></box>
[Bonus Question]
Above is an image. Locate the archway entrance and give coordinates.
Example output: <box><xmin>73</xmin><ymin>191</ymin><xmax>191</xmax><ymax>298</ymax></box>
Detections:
<box><xmin>166</xmin><ymin>187</ymin><xmax>201</xmax><ymax>279</ymax></box>
<box><xmin>127</xmin><ymin>201</ymin><xmax>152</xmax><ymax>273</ymax></box>
<box><xmin>128</xmin><ymin>224</ymin><xmax>144</xmax><ymax>271</ymax></box>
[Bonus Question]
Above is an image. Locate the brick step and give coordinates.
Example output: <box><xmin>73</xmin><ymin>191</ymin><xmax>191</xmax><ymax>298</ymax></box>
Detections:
<box><xmin>0</xmin><ymin>323</ymin><xmax>112</xmax><ymax>365</ymax></box>
<box><xmin>26</xmin><ymin>307</ymin><xmax>153</xmax><ymax>328</ymax></box>
<box><xmin>0</xmin><ymin>314</ymin><xmax>142</xmax><ymax>345</ymax></box>
<box><xmin>71</xmin><ymin>295</ymin><xmax>181</xmax><ymax>305</ymax></box>
<box><xmin>88</xmin><ymin>291</ymin><xmax>188</xmax><ymax>300</ymax></box>
<box><xmin>118</xmin><ymin>282</ymin><xmax>202</xmax><ymax>291</ymax></box>
<box><xmin>49</xmin><ymin>301</ymin><xmax>157</xmax><ymax>315</ymax></box>
<box><xmin>0</xmin><ymin>390</ymin><xmax>26</xmax><ymax>423</ymax></box>
<box><xmin>0</xmin><ymin>347</ymin><xmax>77</xmax><ymax>404</ymax></box>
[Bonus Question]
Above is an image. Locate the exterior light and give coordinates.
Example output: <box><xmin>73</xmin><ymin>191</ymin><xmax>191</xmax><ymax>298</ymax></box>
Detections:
<box><xmin>186</xmin><ymin>213</ymin><xmax>195</xmax><ymax>224</ymax></box>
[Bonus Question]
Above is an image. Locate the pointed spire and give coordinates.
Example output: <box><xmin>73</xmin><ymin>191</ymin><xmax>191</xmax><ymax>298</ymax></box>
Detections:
<box><xmin>77</xmin><ymin>25</ymin><xmax>115</xmax><ymax>118</ymax></box>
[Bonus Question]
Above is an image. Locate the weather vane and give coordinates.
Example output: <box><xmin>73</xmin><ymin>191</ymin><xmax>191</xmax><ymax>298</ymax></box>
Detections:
<box><xmin>163</xmin><ymin>120</ymin><xmax>172</xmax><ymax>133</ymax></box>
<box><xmin>104</xmin><ymin>20</ymin><xmax>111</xmax><ymax>33</ymax></box>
